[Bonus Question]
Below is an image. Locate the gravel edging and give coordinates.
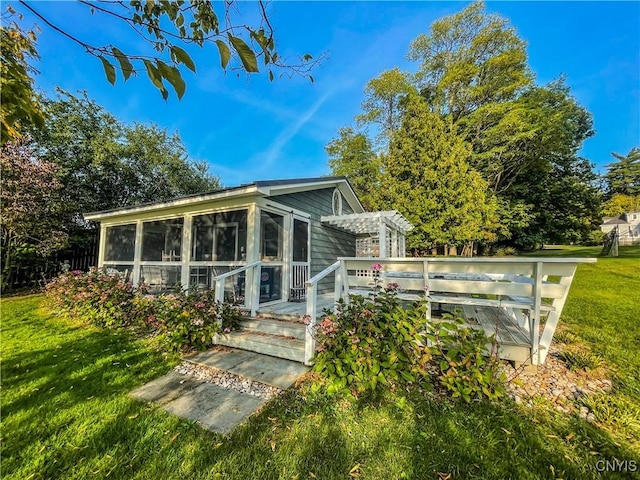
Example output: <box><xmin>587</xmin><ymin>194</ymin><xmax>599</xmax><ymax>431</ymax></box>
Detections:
<box><xmin>174</xmin><ymin>362</ymin><xmax>283</xmax><ymax>400</ymax></box>
<box><xmin>502</xmin><ymin>344</ymin><xmax>612</xmax><ymax>420</ymax></box>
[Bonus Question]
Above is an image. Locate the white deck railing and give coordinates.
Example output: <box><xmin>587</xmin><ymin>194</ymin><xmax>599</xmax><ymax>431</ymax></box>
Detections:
<box><xmin>337</xmin><ymin>257</ymin><xmax>596</xmax><ymax>365</ymax></box>
<box><xmin>304</xmin><ymin>261</ymin><xmax>342</xmax><ymax>364</ymax></box>
<box><xmin>213</xmin><ymin>261</ymin><xmax>263</xmax><ymax>319</ymax></box>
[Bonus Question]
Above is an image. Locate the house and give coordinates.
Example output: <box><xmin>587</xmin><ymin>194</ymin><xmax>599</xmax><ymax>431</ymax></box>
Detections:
<box><xmin>84</xmin><ymin>176</ymin><xmax>414</xmax><ymax>307</ymax></box>
<box><xmin>600</xmin><ymin>211</ymin><xmax>640</xmax><ymax>245</ymax></box>
<box><xmin>85</xmin><ymin>176</ymin><xmax>593</xmax><ymax>367</ymax></box>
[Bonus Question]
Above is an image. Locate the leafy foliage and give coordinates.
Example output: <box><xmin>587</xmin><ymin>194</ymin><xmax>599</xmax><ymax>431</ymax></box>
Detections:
<box><xmin>326</xmin><ymin>127</ymin><xmax>381</xmax><ymax>210</ymax></box>
<box><xmin>313</xmin><ymin>290</ymin><xmax>431</xmax><ymax>394</ymax></box>
<box><xmin>0</xmin><ymin>25</ymin><xmax>44</xmax><ymax>144</ymax></box>
<box><xmin>602</xmin><ymin>193</ymin><xmax>640</xmax><ymax>217</ymax></box>
<box><xmin>382</xmin><ymin>95</ymin><xmax>497</xmax><ymax>250</ymax></box>
<box><xmin>12</xmin><ymin>1</ymin><xmax>319</xmax><ymax>101</ymax></box>
<box><xmin>328</xmin><ymin>2</ymin><xmax>600</xmax><ymax>250</ymax></box>
<box><xmin>313</xmin><ymin>264</ymin><xmax>506</xmax><ymax>401</ymax></box>
<box><xmin>44</xmin><ymin>268</ymin><xmax>241</xmax><ymax>352</ymax></box>
<box><xmin>604</xmin><ymin>147</ymin><xmax>640</xmax><ymax>196</ymax></box>
<box><xmin>0</xmin><ymin>138</ymin><xmax>67</xmax><ymax>290</ymax></box>
<box><xmin>355</xmin><ymin>68</ymin><xmax>415</xmax><ymax>148</ymax></box>
<box><xmin>426</xmin><ymin>315</ymin><xmax>506</xmax><ymax>402</ymax></box>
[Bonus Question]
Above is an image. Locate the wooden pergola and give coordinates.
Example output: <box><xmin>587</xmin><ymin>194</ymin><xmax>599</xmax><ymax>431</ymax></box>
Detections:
<box><xmin>321</xmin><ymin>211</ymin><xmax>413</xmax><ymax>258</ymax></box>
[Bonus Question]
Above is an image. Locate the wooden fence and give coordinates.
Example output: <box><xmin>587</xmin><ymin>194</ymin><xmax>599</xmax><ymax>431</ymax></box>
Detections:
<box><xmin>2</xmin><ymin>234</ymin><xmax>99</xmax><ymax>292</ymax></box>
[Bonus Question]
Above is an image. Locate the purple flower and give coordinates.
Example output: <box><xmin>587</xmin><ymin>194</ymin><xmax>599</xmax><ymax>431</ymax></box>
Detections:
<box><xmin>223</xmin><ymin>327</ymin><xmax>231</xmax><ymax>333</ymax></box>
<box><xmin>386</xmin><ymin>282</ymin><xmax>400</xmax><ymax>291</ymax></box>
<box><xmin>371</xmin><ymin>263</ymin><xmax>383</xmax><ymax>272</ymax></box>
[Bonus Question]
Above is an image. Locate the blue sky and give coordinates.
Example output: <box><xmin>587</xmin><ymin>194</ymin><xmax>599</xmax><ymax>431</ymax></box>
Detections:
<box><xmin>10</xmin><ymin>1</ymin><xmax>640</xmax><ymax>186</ymax></box>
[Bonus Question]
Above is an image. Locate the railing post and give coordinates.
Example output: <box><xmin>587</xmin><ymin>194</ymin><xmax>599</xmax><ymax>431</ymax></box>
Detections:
<box><xmin>340</xmin><ymin>259</ymin><xmax>350</xmax><ymax>305</ymax></box>
<box><xmin>305</xmin><ymin>282</ymin><xmax>318</xmax><ymax>365</ymax></box>
<box><xmin>214</xmin><ymin>278</ymin><xmax>225</xmax><ymax>328</ymax></box>
<box><xmin>334</xmin><ymin>267</ymin><xmax>343</xmax><ymax>305</ymax></box>
<box><xmin>531</xmin><ymin>261</ymin><xmax>543</xmax><ymax>365</ymax></box>
<box><xmin>423</xmin><ymin>260</ymin><xmax>431</xmax><ymax>322</ymax></box>
<box><xmin>251</xmin><ymin>264</ymin><xmax>261</xmax><ymax>317</ymax></box>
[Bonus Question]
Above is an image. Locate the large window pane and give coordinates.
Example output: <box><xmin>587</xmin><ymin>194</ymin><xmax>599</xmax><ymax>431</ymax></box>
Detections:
<box><xmin>260</xmin><ymin>211</ymin><xmax>283</xmax><ymax>260</ymax></box>
<box><xmin>292</xmin><ymin>219</ymin><xmax>309</xmax><ymax>262</ymax></box>
<box><xmin>141</xmin><ymin>218</ymin><xmax>183</xmax><ymax>261</ymax></box>
<box><xmin>104</xmin><ymin>224</ymin><xmax>136</xmax><ymax>262</ymax></box>
<box><xmin>192</xmin><ymin>210</ymin><xmax>247</xmax><ymax>261</ymax></box>
<box><xmin>140</xmin><ymin>266</ymin><xmax>181</xmax><ymax>293</ymax></box>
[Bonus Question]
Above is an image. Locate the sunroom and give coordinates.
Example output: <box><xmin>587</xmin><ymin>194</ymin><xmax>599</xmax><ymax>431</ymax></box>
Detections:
<box><xmin>87</xmin><ymin>177</ymin><xmax>413</xmax><ymax>316</ymax></box>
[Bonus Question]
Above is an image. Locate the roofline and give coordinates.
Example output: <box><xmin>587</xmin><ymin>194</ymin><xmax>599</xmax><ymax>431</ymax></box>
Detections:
<box><xmin>84</xmin><ymin>176</ymin><xmax>365</xmax><ymax>221</ymax></box>
<box><xmin>84</xmin><ymin>184</ymin><xmax>259</xmax><ymax>221</ymax></box>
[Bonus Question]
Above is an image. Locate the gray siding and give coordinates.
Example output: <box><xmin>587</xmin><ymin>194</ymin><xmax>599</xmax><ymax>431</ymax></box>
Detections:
<box><xmin>271</xmin><ymin>188</ymin><xmax>355</xmax><ymax>292</ymax></box>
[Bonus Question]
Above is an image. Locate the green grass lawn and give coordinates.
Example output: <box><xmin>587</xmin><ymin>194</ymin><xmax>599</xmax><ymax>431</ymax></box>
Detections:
<box><xmin>2</xmin><ymin>246</ymin><xmax>639</xmax><ymax>479</ymax></box>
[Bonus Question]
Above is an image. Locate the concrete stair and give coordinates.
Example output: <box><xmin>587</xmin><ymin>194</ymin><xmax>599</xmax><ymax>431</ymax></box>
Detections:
<box><xmin>215</xmin><ymin>317</ymin><xmax>307</xmax><ymax>363</ymax></box>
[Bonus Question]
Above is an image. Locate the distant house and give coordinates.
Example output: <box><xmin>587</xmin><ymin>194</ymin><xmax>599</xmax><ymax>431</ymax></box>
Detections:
<box><xmin>600</xmin><ymin>211</ymin><xmax>640</xmax><ymax>245</ymax></box>
<box><xmin>84</xmin><ymin>176</ymin><xmax>413</xmax><ymax>303</ymax></box>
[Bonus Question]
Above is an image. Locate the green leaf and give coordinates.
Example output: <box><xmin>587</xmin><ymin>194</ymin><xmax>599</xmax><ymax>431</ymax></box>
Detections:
<box><xmin>156</xmin><ymin>60</ymin><xmax>186</xmax><ymax>99</ymax></box>
<box><xmin>268</xmin><ymin>69</ymin><xmax>274</xmax><ymax>82</ymax></box>
<box><xmin>143</xmin><ymin>59</ymin><xmax>165</xmax><ymax>93</ymax></box>
<box><xmin>228</xmin><ymin>34</ymin><xmax>259</xmax><ymax>73</ymax></box>
<box><xmin>170</xmin><ymin>45</ymin><xmax>196</xmax><ymax>73</ymax></box>
<box><xmin>215</xmin><ymin>40</ymin><xmax>231</xmax><ymax>70</ymax></box>
<box><xmin>303</xmin><ymin>53</ymin><xmax>313</xmax><ymax>61</ymax></box>
<box><xmin>99</xmin><ymin>56</ymin><xmax>116</xmax><ymax>85</ymax></box>
<box><xmin>111</xmin><ymin>47</ymin><xmax>133</xmax><ymax>81</ymax></box>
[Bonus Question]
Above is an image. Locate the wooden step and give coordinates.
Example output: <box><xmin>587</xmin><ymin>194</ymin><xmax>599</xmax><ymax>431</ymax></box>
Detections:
<box><xmin>255</xmin><ymin>311</ymin><xmax>306</xmax><ymax>323</ymax></box>
<box><xmin>240</xmin><ymin>317</ymin><xmax>306</xmax><ymax>340</ymax></box>
<box><xmin>216</xmin><ymin>331</ymin><xmax>305</xmax><ymax>363</ymax></box>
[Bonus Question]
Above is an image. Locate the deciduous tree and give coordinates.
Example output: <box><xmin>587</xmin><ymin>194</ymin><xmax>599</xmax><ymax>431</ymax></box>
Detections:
<box><xmin>0</xmin><ymin>138</ymin><xmax>66</xmax><ymax>289</ymax></box>
<box><xmin>326</xmin><ymin>127</ymin><xmax>381</xmax><ymax>210</ymax></box>
<box><xmin>0</xmin><ymin>25</ymin><xmax>43</xmax><ymax>143</ymax></box>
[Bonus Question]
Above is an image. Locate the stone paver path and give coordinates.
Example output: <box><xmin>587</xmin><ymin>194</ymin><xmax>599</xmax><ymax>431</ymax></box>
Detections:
<box><xmin>129</xmin><ymin>348</ymin><xmax>309</xmax><ymax>434</ymax></box>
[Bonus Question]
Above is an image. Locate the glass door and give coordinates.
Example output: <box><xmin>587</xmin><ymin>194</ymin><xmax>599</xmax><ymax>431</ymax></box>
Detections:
<box><xmin>259</xmin><ymin>210</ymin><xmax>284</xmax><ymax>303</ymax></box>
<box><xmin>290</xmin><ymin>217</ymin><xmax>310</xmax><ymax>301</ymax></box>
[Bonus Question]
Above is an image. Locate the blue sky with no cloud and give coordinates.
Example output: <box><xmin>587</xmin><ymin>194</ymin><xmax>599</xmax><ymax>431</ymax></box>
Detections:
<box><xmin>10</xmin><ymin>1</ymin><xmax>640</xmax><ymax>186</ymax></box>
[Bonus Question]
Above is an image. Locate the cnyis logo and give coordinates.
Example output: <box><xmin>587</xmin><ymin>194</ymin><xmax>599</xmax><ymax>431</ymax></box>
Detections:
<box><xmin>595</xmin><ymin>459</ymin><xmax>637</xmax><ymax>472</ymax></box>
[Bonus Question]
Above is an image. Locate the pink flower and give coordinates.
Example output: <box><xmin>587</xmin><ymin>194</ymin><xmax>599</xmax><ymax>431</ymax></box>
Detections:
<box><xmin>223</xmin><ymin>327</ymin><xmax>231</xmax><ymax>333</ymax></box>
<box><xmin>194</xmin><ymin>302</ymin><xmax>206</xmax><ymax>309</ymax></box>
<box><xmin>371</xmin><ymin>263</ymin><xmax>383</xmax><ymax>272</ymax></box>
<box><xmin>191</xmin><ymin>318</ymin><xmax>204</xmax><ymax>327</ymax></box>
<box><xmin>386</xmin><ymin>282</ymin><xmax>400</xmax><ymax>291</ymax></box>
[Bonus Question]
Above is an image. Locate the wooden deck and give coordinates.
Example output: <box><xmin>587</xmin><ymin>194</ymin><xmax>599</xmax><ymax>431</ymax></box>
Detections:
<box><xmin>433</xmin><ymin>303</ymin><xmax>530</xmax><ymax>347</ymax></box>
<box><xmin>255</xmin><ymin>296</ymin><xmax>532</xmax><ymax>363</ymax></box>
<box><xmin>256</xmin><ymin>294</ymin><xmax>335</xmax><ymax>320</ymax></box>
<box><xmin>257</xmin><ymin>296</ymin><xmax>529</xmax><ymax>346</ymax></box>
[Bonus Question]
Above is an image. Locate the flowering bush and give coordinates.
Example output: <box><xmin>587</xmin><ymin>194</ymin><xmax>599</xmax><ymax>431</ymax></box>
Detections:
<box><xmin>312</xmin><ymin>263</ymin><xmax>506</xmax><ymax>401</ymax></box>
<box><xmin>45</xmin><ymin>268</ymin><xmax>242</xmax><ymax>353</ymax></box>
<box><xmin>313</xmin><ymin>285</ymin><xmax>431</xmax><ymax>394</ymax></box>
<box><xmin>45</xmin><ymin>268</ymin><xmax>136</xmax><ymax>328</ymax></box>
<box><xmin>152</xmin><ymin>289</ymin><xmax>241</xmax><ymax>352</ymax></box>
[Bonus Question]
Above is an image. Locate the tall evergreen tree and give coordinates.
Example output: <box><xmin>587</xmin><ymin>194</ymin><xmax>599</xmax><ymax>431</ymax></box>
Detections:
<box><xmin>382</xmin><ymin>95</ymin><xmax>497</xmax><ymax>252</ymax></box>
<box><xmin>605</xmin><ymin>147</ymin><xmax>640</xmax><ymax>196</ymax></box>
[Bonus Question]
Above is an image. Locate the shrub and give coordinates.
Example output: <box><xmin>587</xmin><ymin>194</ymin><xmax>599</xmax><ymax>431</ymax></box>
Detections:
<box><xmin>45</xmin><ymin>268</ymin><xmax>136</xmax><ymax>328</ymax></box>
<box><xmin>583</xmin><ymin>229</ymin><xmax>605</xmax><ymax>246</ymax></box>
<box><xmin>312</xmin><ymin>289</ymin><xmax>430</xmax><ymax>394</ymax></box>
<box><xmin>494</xmin><ymin>246</ymin><xmax>518</xmax><ymax>257</ymax></box>
<box><xmin>426</xmin><ymin>315</ymin><xmax>506</xmax><ymax>402</ymax></box>
<box><xmin>45</xmin><ymin>268</ymin><xmax>242</xmax><ymax>353</ymax></box>
<box><xmin>558</xmin><ymin>350</ymin><xmax>604</xmax><ymax>372</ymax></box>
<box><xmin>153</xmin><ymin>289</ymin><xmax>241</xmax><ymax>352</ymax></box>
<box><xmin>312</xmin><ymin>264</ymin><xmax>506</xmax><ymax>401</ymax></box>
